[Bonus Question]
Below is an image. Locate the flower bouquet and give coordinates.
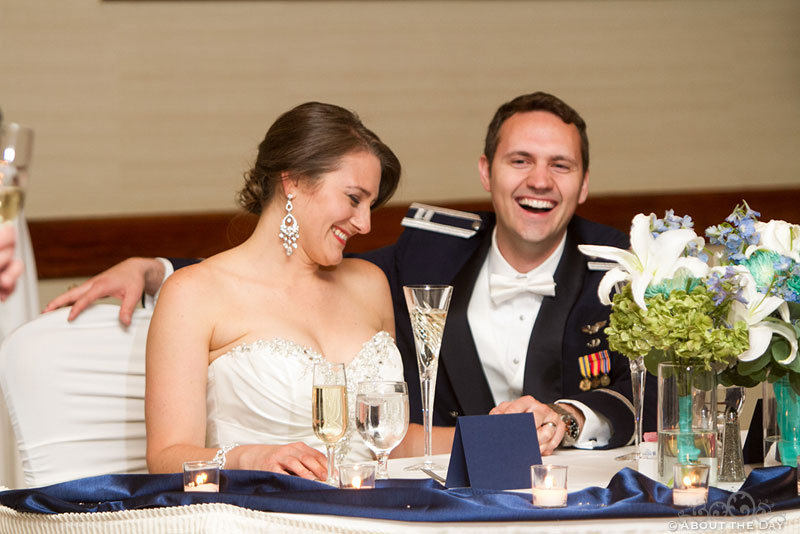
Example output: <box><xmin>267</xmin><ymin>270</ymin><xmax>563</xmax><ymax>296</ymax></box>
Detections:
<box><xmin>706</xmin><ymin>202</ymin><xmax>800</xmax><ymax>465</ymax></box>
<box><xmin>579</xmin><ymin>211</ymin><xmax>750</xmax><ymax>480</ymax></box>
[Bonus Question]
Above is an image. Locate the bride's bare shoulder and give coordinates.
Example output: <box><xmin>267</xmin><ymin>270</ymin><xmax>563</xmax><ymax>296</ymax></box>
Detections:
<box><xmin>159</xmin><ymin>255</ymin><xmax>226</xmax><ymax>303</ymax></box>
<box><xmin>337</xmin><ymin>258</ymin><xmax>388</xmax><ymax>287</ymax></box>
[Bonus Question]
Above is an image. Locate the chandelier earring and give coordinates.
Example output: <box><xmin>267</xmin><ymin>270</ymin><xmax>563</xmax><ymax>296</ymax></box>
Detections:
<box><xmin>279</xmin><ymin>193</ymin><xmax>299</xmax><ymax>256</ymax></box>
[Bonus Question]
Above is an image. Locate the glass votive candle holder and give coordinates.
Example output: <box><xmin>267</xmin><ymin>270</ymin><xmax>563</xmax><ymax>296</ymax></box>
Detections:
<box><xmin>338</xmin><ymin>462</ymin><xmax>377</xmax><ymax>489</ymax></box>
<box><xmin>672</xmin><ymin>463</ymin><xmax>709</xmax><ymax>507</ymax></box>
<box><xmin>183</xmin><ymin>460</ymin><xmax>220</xmax><ymax>493</ymax></box>
<box><xmin>531</xmin><ymin>464</ymin><xmax>568</xmax><ymax>507</ymax></box>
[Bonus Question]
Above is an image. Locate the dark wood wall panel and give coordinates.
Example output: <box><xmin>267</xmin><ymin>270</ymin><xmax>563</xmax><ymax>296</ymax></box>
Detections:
<box><xmin>28</xmin><ymin>188</ymin><xmax>800</xmax><ymax>279</ymax></box>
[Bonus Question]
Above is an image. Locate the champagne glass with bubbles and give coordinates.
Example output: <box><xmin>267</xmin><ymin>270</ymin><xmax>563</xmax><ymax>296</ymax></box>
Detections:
<box><xmin>0</xmin><ymin>123</ymin><xmax>33</xmax><ymax>224</ymax></box>
<box><xmin>356</xmin><ymin>381</ymin><xmax>409</xmax><ymax>479</ymax></box>
<box><xmin>403</xmin><ymin>285</ymin><xmax>452</xmax><ymax>472</ymax></box>
<box><xmin>312</xmin><ymin>362</ymin><xmax>348</xmax><ymax>485</ymax></box>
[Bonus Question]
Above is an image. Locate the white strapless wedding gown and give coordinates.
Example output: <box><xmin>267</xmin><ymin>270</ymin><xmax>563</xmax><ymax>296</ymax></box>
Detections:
<box><xmin>206</xmin><ymin>331</ymin><xmax>404</xmax><ymax>463</ymax></box>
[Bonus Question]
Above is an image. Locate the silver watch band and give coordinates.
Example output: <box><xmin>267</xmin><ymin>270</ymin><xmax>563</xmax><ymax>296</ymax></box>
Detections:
<box><xmin>548</xmin><ymin>403</ymin><xmax>580</xmax><ymax>446</ymax></box>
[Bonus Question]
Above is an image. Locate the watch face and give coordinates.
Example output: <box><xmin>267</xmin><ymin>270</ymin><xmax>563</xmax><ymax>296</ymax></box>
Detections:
<box><xmin>563</xmin><ymin>415</ymin><xmax>578</xmax><ymax>438</ymax></box>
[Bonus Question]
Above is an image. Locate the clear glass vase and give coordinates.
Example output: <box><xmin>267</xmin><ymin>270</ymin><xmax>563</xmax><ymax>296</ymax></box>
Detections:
<box><xmin>657</xmin><ymin>362</ymin><xmax>717</xmax><ymax>485</ymax></box>
<box><xmin>762</xmin><ymin>375</ymin><xmax>800</xmax><ymax>467</ymax></box>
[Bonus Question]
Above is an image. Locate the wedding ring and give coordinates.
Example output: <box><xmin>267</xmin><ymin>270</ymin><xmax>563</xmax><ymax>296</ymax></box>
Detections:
<box><xmin>541</xmin><ymin>421</ymin><xmax>558</xmax><ymax>429</ymax></box>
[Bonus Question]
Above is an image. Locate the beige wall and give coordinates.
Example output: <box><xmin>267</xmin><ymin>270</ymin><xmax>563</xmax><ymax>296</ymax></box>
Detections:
<box><xmin>3</xmin><ymin>0</ymin><xmax>787</xmax><ymax>426</ymax></box>
<box><xmin>1</xmin><ymin>0</ymin><xmax>798</xmax><ymax>222</ymax></box>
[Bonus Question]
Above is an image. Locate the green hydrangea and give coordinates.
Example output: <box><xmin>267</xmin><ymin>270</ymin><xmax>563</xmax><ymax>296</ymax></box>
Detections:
<box><xmin>605</xmin><ymin>284</ymin><xmax>750</xmax><ymax>372</ymax></box>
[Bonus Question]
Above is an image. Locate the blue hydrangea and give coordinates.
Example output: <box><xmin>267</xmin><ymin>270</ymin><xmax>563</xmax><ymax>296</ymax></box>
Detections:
<box><xmin>706</xmin><ymin>201</ymin><xmax>762</xmax><ymax>264</ymax></box>
<box><xmin>704</xmin><ymin>267</ymin><xmax>746</xmax><ymax>306</ymax></box>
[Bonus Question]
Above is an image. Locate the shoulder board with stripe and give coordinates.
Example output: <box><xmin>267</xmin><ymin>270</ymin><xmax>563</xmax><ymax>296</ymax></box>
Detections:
<box><xmin>401</xmin><ymin>202</ymin><xmax>483</xmax><ymax>239</ymax></box>
<box><xmin>587</xmin><ymin>261</ymin><xmax>619</xmax><ymax>271</ymax></box>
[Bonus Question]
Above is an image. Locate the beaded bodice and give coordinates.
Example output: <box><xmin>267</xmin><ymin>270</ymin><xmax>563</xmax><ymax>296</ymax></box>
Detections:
<box><xmin>205</xmin><ymin>331</ymin><xmax>403</xmax><ymax>463</ymax></box>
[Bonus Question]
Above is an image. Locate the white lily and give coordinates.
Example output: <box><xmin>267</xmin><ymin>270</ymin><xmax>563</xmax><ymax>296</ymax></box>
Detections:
<box><xmin>578</xmin><ymin>213</ymin><xmax>709</xmax><ymax>310</ymax></box>
<box><xmin>729</xmin><ymin>267</ymin><xmax>796</xmax><ymax>364</ymax></box>
<box><xmin>745</xmin><ymin>219</ymin><xmax>800</xmax><ymax>263</ymax></box>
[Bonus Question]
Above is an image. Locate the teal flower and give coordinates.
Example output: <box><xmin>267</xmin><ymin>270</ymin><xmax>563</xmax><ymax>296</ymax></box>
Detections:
<box><xmin>742</xmin><ymin>250</ymin><xmax>781</xmax><ymax>289</ymax></box>
<box><xmin>645</xmin><ymin>272</ymin><xmax>702</xmax><ymax>300</ymax></box>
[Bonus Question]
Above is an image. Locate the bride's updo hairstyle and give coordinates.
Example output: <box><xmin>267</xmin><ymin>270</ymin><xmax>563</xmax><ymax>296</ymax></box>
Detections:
<box><xmin>238</xmin><ymin>102</ymin><xmax>401</xmax><ymax>215</ymax></box>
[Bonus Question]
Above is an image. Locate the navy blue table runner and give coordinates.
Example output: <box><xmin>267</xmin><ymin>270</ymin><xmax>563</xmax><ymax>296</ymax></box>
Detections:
<box><xmin>1</xmin><ymin>467</ymin><xmax>798</xmax><ymax>522</ymax></box>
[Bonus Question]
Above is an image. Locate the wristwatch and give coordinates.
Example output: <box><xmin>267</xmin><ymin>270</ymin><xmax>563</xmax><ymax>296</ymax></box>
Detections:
<box><xmin>548</xmin><ymin>403</ymin><xmax>580</xmax><ymax>446</ymax></box>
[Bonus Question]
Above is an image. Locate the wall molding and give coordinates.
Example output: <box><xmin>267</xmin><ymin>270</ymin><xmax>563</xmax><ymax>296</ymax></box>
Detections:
<box><xmin>29</xmin><ymin>187</ymin><xmax>800</xmax><ymax>279</ymax></box>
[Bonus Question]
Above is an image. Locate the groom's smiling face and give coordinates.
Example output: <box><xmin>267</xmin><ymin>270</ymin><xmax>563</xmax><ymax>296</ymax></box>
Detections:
<box><xmin>479</xmin><ymin>110</ymin><xmax>589</xmax><ymax>267</ymax></box>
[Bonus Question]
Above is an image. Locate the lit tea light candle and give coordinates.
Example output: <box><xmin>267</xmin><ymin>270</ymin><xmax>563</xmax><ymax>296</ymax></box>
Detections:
<box><xmin>183</xmin><ymin>460</ymin><xmax>220</xmax><ymax>493</ymax></box>
<box><xmin>339</xmin><ymin>462</ymin><xmax>376</xmax><ymax>489</ymax></box>
<box><xmin>672</xmin><ymin>463</ymin><xmax>709</xmax><ymax>507</ymax></box>
<box><xmin>531</xmin><ymin>464</ymin><xmax>568</xmax><ymax>508</ymax></box>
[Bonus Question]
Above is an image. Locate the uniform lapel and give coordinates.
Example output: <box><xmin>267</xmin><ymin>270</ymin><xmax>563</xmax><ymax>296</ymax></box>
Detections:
<box><xmin>522</xmin><ymin>227</ymin><xmax>586</xmax><ymax>403</ymax></box>
<box><xmin>439</xmin><ymin>228</ymin><xmax>496</xmax><ymax>415</ymax></box>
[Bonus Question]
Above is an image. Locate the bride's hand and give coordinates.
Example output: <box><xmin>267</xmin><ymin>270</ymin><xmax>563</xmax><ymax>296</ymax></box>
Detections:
<box><xmin>234</xmin><ymin>442</ymin><xmax>328</xmax><ymax>481</ymax></box>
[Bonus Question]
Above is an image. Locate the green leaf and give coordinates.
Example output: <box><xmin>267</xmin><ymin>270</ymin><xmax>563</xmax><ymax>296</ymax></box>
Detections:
<box><xmin>768</xmin><ymin>367</ymin><xmax>788</xmax><ymax>382</ymax></box>
<box><xmin>771</xmin><ymin>338</ymin><xmax>791</xmax><ymax>363</ymax></box>
<box><xmin>784</xmin><ymin>352</ymin><xmax>800</xmax><ymax>373</ymax></box>
<box><xmin>738</xmin><ymin>352</ymin><xmax>772</xmax><ymax>375</ymax></box>
<box><xmin>644</xmin><ymin>349</ymin><xmax>669</xmax><ymax>376</ymax></box>
<box><xmin>693</xmin><ymin>371</ymin><xmax>716</xmax><ymax>392</ymax></box>
<box><xmin>750</xmin><ymin>368</ymin><xmax>768</xmax><ymax>383</ymax></box>
<box><xmin>786</xmin><ymin>301</ymin><xmax>800</xmax><ymax>321</ymax></box>
<box><xmin>720</xmin><ymin>369</ymin><xmax>759</xmax><ymax>388</ymax></box>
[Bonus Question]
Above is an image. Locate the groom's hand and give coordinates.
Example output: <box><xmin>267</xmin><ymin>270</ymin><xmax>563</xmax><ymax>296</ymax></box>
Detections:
<box><xmin>490</xmin><ymin>395</ymin><xmax>565</xmax><ymax>455</ymax></box>
<box><xmin>44</xmin><ymin>257</ymin><xmax>164</xmax><ymax>325</ymax></box>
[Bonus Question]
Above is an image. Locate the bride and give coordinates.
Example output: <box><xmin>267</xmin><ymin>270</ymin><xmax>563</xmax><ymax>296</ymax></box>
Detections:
<box><xmin>146</xmin><ymin>102</ymin><xmax>419</xmax><ymax>480</ymax></box>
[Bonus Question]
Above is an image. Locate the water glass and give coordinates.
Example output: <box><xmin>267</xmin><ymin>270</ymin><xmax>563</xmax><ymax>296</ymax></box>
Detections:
<box><xmin>356</xmin><ymin>381</ymin><xmax>409</xmax><ymax>479</ymax></box>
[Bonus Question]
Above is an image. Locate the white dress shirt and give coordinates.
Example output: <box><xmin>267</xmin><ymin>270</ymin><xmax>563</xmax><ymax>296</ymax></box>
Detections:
<box><xmin>466</xmin><ymin>229</ymin><xmax>611</xmax><ymax>448</ymax></box>
<box><xmin>145</xmin><ymin>257</ymin><xmax>175</xmax><ymax>309</ymax></box>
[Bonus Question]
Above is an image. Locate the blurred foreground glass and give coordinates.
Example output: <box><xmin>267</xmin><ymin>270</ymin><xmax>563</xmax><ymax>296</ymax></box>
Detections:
<box><xmin>356</xmin><ymin>381</ymin><xmax>409</xmax><ymax>479</ymax></box>
<box><xmin>0</xmin><ymin>123</ymin><xmax>33</xmax><ymax>223</ymax></box>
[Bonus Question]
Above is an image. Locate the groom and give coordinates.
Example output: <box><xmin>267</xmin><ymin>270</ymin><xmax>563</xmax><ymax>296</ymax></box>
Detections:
<box><xmin>46</xmin><ymin>92</ymin><xmax>644</xmax><ymax>450</ymax></box>
<box><xmin>360</xmin><ymin>92</ymin><xmax>639</xmax><ymax>449</ymax></box>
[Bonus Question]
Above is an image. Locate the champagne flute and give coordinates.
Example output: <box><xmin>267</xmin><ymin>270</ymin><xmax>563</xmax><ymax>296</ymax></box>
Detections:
<box><xmin>0</xmin><ymin>122</ymin><xmax>33</xmax><ymax>223</ymax></box>
<box><xmin>403</xmin><ymin>284</ymin><xmax>452</xmax><ymax>471</ymax></box>
<box><xmin>312</xmin><ymin>362</ymin><xmax>348</xmax><ymax>485</ymax></box>
<box><xmin>355</xmin><ymin>381</ymin><xmax>409</xmax><ymax>479</ymax></box>
<box><xmin>616</xmin><ymin>355</ymin><xmax>646</xmax><ymax>461</ymax></box>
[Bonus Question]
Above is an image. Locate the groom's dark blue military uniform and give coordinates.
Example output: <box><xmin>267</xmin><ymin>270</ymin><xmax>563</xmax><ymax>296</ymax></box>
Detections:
<box><xmin>360</xmin><ymin>208</ymin><xmax>642</xmax><ymax>449</ymax></box>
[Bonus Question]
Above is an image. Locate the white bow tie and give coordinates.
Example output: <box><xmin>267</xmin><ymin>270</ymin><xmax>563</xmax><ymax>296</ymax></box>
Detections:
<box><xmin>489</xmin><ymin>273</ymin><xmax>556</xmax><ymax>305</ymax></box>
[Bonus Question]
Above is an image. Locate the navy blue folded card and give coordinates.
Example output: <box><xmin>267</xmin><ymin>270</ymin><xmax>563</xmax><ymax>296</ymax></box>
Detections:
<box><xmin>445</xmin><ymin>413</ymin><xmax>542</xmax><ymax>490</ymax></box>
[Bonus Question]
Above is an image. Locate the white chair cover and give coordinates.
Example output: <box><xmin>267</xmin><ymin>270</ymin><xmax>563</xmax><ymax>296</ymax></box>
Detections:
<box><xmin>0</xmin><ymin>215</ymin><xmax>39</xmax><ymax>488</ymax></box>
<box><xmin>0</xmin><ymin>303</ymin><xmax>151</xmax><ymax>488</ymax></box>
